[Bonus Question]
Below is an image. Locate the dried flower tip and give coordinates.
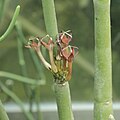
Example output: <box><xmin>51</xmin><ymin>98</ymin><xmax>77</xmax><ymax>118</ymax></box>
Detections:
<box><xmin>41</xmin><ymin>34</ymin><xmax>50</xmax><ymax>41</ymax></box>
<box><xmin>56</xmin><ymin>30</ymin><xmax>72</xmax><ymax>47</ymax></box>
<box><xmin>62</xmin><ymin>30</ymin><xmax>72</xmax><ymax>39</ymax></box>
<box><xmin>40</xmin><ymin>35</ymin><xmax>54</xmax><ymax>50</ymax></box>
<box><xmin>61</xmin><ymin>45</ymin><xmax>78</xmax><ymax>62</ymax></box>
<box><xmin>25</xmin><ymin>37</ymin><xmax>41</xmax><ymax>48</ymax></box>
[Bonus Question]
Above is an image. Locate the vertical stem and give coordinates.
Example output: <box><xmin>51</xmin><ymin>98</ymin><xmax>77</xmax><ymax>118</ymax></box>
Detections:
<box><xmin>0</xmin><ymin>100</ymin><xmax>9</xmax><ymax>120</ymax></box>
<box><xmin>54</xmin><ymin>82</ymin><xmax>74</xmax><ymax>120</ymax></box>
<box><xmin>41</xmin><ymin>0</ymin><xmax>74</xmax><ymax>120</ymax></box>
<box><xmin>93</xmin><ymin>0</ymin><xmax>114</xmax><ymax>120</ymax></box>
<box><xmin>17</xmin><ymin>38</ymin><xmax>33</xmax><ymax>115</ymax></box>
<box><xmin>17</xmin><ymin>38</ymin><xmax>28</xmax><ymax>76</ymax></box>
<box><xmin>41</xmin><ymin>0</ymin><xmax>58</xmax><ymax>40</ymax></box>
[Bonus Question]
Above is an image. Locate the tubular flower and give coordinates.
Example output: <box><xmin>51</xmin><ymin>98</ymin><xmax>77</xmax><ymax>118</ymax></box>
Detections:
<box><xmin>26</xmin><ymin>30</ymin><xmax>78</xmax><ymax>84</ymax></box>
<box><xmin>61</xmin><ymin>46</ymin><xmax>78</xmax><ymax>80</ymax></box>
<box><xmin>57</xmin><ymin>30</ymin><xmax>72</xmax><ymax>48</ymax></box>
<box><xmin>25</xmin><ymin>37</ymin><xmax>40</xmax><ymax>49</ymax></box>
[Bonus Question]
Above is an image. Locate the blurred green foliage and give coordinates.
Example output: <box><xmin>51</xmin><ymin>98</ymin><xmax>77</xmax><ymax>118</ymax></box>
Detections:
<box><xmin>0</xmin><ymin>0</ymin><xmax>120</xmax><ymax>102</ymax></box>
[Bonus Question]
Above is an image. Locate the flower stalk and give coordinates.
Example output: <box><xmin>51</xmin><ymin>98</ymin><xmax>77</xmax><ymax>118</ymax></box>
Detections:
<box><xmin>25</xmin><ymin>37</ymin><xmax>51</xmax><ymax>70</ymax></box>
<box><xmin>37</xmin><ymin>48</ymin><xmax>52</xmax><ymax>70</ymax></box>
<box><xmin>40</xmin><ymin>35</ymin><xmax>57</xmax><ymax>72</ymax></box>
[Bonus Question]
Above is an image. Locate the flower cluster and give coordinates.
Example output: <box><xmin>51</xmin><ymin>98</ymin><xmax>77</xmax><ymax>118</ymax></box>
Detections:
<box><xmin>26</xmin><ymin>30</ymin><xmax>78</xmax><ymax>84</ymax></box>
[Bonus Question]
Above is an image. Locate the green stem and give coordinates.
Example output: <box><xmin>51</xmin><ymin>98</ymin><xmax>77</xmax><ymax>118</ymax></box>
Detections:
<box><xmin>17</xmin><ymin>38</ymin><xmax>28</xmax><ymax>76</ymax></box>
<box><xmin>0</xmin><ymin>5</ymin><xmax>20</xmax><ymax>42</ymax></box>
<box><xmin>0</xmin><ymin>71</ymin><xmax>44</xmax><ymax>85</ymax></box>
<box><xmin>54</xmin><ymin>82</ymin><xmax>74</xmax><ymax>120</ymax></box>
<box><xmin>41</xmin><ymin>0</ymin><xmax>58</xmax><ymax>55</ymax></box>
<box><xmin>0</xmin><ymin>100</ymin><xmax>9</xmax><ymax>120</ymax></box>
<box><xmin>41</xmin><ymin>0</ymin><xmax>58</xmax><ymax>40</ymax></box>
<box><xmin>17</xmin><ymin>37</ymin><xmax>30</xmax><ymax>95</ymax></box>
<box><xmin>0</xmin><ymin>81</ymin><xmax>34</xmax><ymax>120</ymax></box>
<box><xmin>41</xmin><ymin>0</ymin><xmax>74</xmax><ymax>120</ymax></box>
<box><xmin>93</xmin><ymin>0</ymin><xmax>114</xmax><ymax>120</ymax></box>
<box><xmin>17</xmin><ymin>37</ymin><xmax>33</xmax><ymax>114</ymax></box>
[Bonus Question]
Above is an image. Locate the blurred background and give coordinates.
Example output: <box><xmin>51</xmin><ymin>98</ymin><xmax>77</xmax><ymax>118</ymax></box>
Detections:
<box><xmin>0</xmin><ymin>0</ymin><xmax>120</xmax><ymax>119</ymax></box>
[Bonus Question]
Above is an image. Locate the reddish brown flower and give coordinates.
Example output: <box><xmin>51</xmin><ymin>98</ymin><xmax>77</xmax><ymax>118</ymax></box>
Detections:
<box><xmin>40</xmin><ymin>35</ymin><xmax>57</xmax><ymax>73</ymax></box>
<box><xmin>26</xmin><ymin>30</ymin><xmax>78</xmax><ymax>82</ymax></box>
<box><xmin>60</xmin><ymin>45</ymin><xmax>78</xmax><ymax>81</ymax></box>
<box><xmin>60</xmin><ymin>33</ymin><xmax>71</xmax><ymax>45</ymax></box>
<box><xmin>57</xmin><ymin>31</ymin><xmax>72</xmax><ymax>48</ymax></box>
<box><xmin>61</xmin><ymin>46</ymin><xmax>78</xmax><ymax>62</ymax></box>
<box><xmin>40</xmin><ymin>36</ymin><xmax>54</xmax><ymax>51</ymax></box>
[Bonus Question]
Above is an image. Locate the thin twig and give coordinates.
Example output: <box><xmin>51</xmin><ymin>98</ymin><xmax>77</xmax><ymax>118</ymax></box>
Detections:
<box><xmin>0</xmin><ymin>5</ymin><xmax>20</xmax><ymax>42</ymax></box>
<box><xmin>0</xmin><ymin>71</ymin><xmax>44</xmax><ymax>85</ymax></box>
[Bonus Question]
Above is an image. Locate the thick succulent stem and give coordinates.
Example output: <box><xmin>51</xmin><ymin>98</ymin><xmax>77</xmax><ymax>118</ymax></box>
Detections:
<box><xmin>54</xmin><ymin>82</ymin><xmax>74</xmax><ymax>120</ymax></box>
<box><xmin>93</xmin><ymin>0</ymin><xmax>114</xmax><ymax>120</ymax></box>
<box><xmin>41</xmin><ymin>0</ymin><xmax>58</xmax><ymax>40</ymax></box>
